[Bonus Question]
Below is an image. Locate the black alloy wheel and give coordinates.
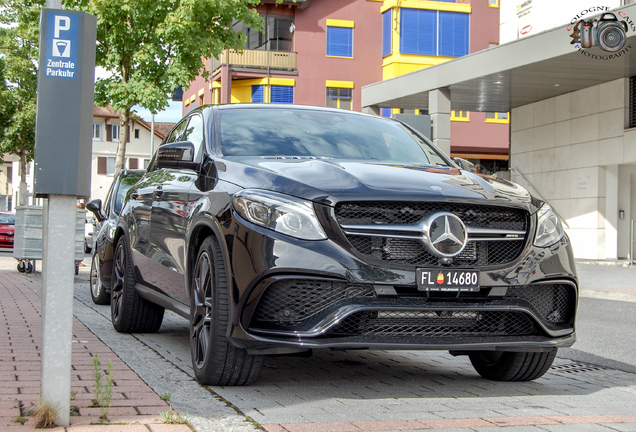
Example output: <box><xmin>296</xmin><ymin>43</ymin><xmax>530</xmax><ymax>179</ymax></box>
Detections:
<box><xmin>190</xmin><ymin>236</ymin><xmax>263</xmax><ymax>386</ymax></box>
<box><xmin>468</xmin><ymin>349</ymin><xmax>557</xmax><ymax>381</ymax></box>
<box><xmin>111</xmin><ymin>236</ymin><xmax>164</xmax><ymax>333</ymax></box>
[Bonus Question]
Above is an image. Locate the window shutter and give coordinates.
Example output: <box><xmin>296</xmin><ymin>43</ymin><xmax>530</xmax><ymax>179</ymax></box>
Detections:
<box><xmin>106</xmin><ymin>125</ymin><xmax>112</xmax><ymax>142</ymax></box>
<box><xmin>327</xmin><ymin>27</ymin><xmax>353</xmax><ymax>57</ymax></box>
<box><xmin>271</xmin><ymin>86</ymin><xmax>294</xmax><ymax>104</ymax></box>
<box><xmin>400</xmin><ymin>9</ymin><xmax>436</xmax><ymax>55</ymax></box>
<box><xmin>97</xmin><ymin>157</ymin><xmax>107</xmax><ymax>174</ymax></box>
<box><xmin>439</xmin><ymin>11</ymin><xmax>469</xmax><ymax>57</ymax></box>
<box><xmin>129</xmin><ymin>158</ymin><xmax>138</xmax><ymax>169</ymax></box>
<box><xmin>382</xmin><ymin>10</ymin><xmax>392</xmax><ymax>57</ymax></box>
<box><xmin>127</xmin><ymin>126</ymin><xmax>131</xmax><ymax>143</ymax></box>
<box><xmin>252</xmin><ymin>85</ymin><xmax>265</xmax><ymax>103</ymax></box>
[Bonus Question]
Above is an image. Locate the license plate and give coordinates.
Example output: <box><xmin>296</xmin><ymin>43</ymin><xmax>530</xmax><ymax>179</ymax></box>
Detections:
<box><xmin>417</xmin><ymin>269</ymin><xmax>480</xmax><ymax>292</ymax></box>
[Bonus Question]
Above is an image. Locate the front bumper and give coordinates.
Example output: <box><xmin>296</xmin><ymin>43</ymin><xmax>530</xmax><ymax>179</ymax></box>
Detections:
<box><xmin>226</xmin><ymin>217</ymin><xmax>578</xmax><ymax>355</ymax></box>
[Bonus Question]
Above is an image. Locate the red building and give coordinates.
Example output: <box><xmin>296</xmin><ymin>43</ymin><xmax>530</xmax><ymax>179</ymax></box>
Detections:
<box><xmin>182</xmin><ymin>0</ymin><xmax>509</xmax><ymax>174</ymax></box>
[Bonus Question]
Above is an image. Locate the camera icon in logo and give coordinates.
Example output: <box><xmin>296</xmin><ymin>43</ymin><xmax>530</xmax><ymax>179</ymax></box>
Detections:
<box><xmin>573</xmin><ymin>13</ymin><xmax>628</xmax><ymax>52</ymax></box>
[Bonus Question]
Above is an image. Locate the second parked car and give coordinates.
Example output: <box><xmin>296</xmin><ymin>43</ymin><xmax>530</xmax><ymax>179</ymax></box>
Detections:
<box><xmin>86</xmin><ymin>169</ymin><xmax>145</xmax><ymax>304</ymax></box>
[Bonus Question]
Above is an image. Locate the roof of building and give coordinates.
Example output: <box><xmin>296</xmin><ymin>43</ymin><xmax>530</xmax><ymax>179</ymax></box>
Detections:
<box><xmin>361</xmin><ymin>3</ymin><xmax>636</xmax><ymax>112</ymax></box>
<box><xmin>93</xmin><ymin>106</ymin><xmax>175</xmax><ymax>139</ymax></box>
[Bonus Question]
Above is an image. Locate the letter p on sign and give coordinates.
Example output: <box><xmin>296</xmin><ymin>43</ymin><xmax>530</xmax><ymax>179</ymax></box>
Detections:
<box><xmin>54</xmin><ymin>15</ymin><xmax>70</xmax><ymax>38</ymax></box>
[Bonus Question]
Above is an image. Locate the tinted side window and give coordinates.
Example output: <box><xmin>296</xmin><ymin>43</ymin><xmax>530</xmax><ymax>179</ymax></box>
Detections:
<box><xmin>182</xmin><ymin>115</ymin><xmax>205</xmax><ymax>161</ymax></box>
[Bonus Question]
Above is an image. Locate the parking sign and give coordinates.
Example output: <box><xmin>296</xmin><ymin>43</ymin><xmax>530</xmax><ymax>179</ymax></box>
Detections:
<box><xmin>45</xmin><ymin>13</ymin><xmax>79</xmax><ymax>79</ymax></box>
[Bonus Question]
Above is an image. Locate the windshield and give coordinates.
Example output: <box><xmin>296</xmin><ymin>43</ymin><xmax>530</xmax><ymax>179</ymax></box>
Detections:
<box><xmin>0</xmin><ymin>214</ymin><xmax>15</xmax><ymax>225</ymax></box>
<box><xmin>220</xmin><ymin>108</ymin><xmax>449</xmax><ymax>167</ymax></box>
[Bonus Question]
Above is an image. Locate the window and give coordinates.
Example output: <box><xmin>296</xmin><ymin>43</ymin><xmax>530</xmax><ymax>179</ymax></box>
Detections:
<box><xmin>233</xmin><ymin>15</ymin><xmax>294</xmax><ymax>52</ymax></box>
<box><xmin>327</xmin><ymin>21</ymin><xmax>354</xmax><ymax>58</ymax></box>
<box><xmin>98</xmin><ymin>156</ymin><xmax>116</xmax><ymax>175</ymax></box>
<box><xmin>182</xmin><ymin>115</ymin><xmax>205</xmax><ymax>161</ymax></box>
<box><xmin>400</xmin><ymin>8</ymin><xmax>469</xmax><ymax>57</ymax></box>
<box><xmin>630</xmin><ymin>76</ymin><xmax>636</xmax><ymax>128</ymax></box>
<box><xmin>93</xmin><ymin>123</ymin><xmax>101</xmax><ymax>140</ymax></box>
<box><xmin>134</xmin><ymin>128</ymin><xmax>140</xmax><ymax>139</ymax></box>
<box><xmin>488</xmin><ymin>0</ymin><xmax>499</xmax><ymax>7</ymax></box>
<box><xmin>107</xmin><ymin>124</ymin><xmax>119</xmax><ymax>142</ymax></box>
<box><xmin>143</xmin><ymin>159</ymin><xmax>150</xmax><ymax>169</ymax></box>
<box><xmin>485</xmin><ymin>112</ymin><xmax>509</xmax><ymax>123</ymax></box>
<box><xmin>252</xmin><ymin>85</ymin><xmax>265</xmax><ymax>103</ymax></box>
<box><xmin>271</xmin><ymin>85</ymin><xmax>294</xmax><ymax>104</ymax></box>
<box><xmin>382</xmin><ymin>10</ymin><xmax>392</xmax><ymax>57</ymax></box>
<box><xmin>128</xmin><ymin>158</ymin><xmax>138</xmax><ymax>169</ymax></box>
<box><xmin>326</xmin><ymin>88</ymin><xmax>352</xmax><ymax>110</ymax></box>
<box><xmin>451</xmin><ymin>110</ymin><xmax>470</xmax><ymax>121</ymax></box>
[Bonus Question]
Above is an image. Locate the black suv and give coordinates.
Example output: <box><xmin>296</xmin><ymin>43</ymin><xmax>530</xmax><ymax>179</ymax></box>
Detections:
<box><xmin>97</xmin><ymin>104</ymin><xmax>577</xmax><ymax>386</ymax></box>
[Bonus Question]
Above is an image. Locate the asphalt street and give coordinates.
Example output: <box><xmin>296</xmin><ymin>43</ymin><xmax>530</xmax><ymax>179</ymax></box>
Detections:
<box><xmin>6</xmin><ymin>249</ymin><xmax>636</xmax><ymax>431</ymax></box>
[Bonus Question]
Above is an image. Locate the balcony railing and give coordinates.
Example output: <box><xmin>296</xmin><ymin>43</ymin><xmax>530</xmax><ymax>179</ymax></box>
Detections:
<box><xmin>210</xmin><ymin>49</ymin><xmax>297</xmax><ymax>72</ymax></box>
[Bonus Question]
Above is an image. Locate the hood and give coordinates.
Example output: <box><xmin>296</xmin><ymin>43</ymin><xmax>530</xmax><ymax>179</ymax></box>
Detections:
<box><xmin>218</xmin><ymin>157</ymin><xmax>534</xmax><ymax>210</ymax></box>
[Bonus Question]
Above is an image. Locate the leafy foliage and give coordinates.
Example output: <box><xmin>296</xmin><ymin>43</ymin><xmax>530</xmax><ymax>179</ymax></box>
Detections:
<box><xmin>65</xmin><ymin>0</ymin><xmax>264</xmax><ymax>174</ymax></box>
<box><xmin>0</xmin><ymin>0</ymin><xmax>42</xmax><ymax>168</ymax></box>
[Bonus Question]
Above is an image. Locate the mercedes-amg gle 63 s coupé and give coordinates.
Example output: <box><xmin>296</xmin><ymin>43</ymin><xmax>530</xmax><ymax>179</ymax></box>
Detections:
<box><xmin>98</xmin><ymin>104</ymin><xmax>577</xmax><ymax>386</ymax></box>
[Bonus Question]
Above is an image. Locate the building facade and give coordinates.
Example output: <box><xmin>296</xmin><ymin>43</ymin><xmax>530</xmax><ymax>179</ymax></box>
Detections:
<box><xmin>181</xmin><ymin>0</ymin><xmax>509</xmax><ymax>174</ymax></box>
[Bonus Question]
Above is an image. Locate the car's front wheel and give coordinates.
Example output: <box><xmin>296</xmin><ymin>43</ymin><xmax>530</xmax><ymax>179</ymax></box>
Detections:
<box><xmin>111</xmin><ymin>236</ymin><xmax>164</xmax><ymax>333</ymax></box>
<box><xmin>468</xmin><ymin>349</ymin><xmax>557</xmax><ymax>381</ymax></box>
<box><xmin>190</xmin><ymin>236</ymin><xmax>263</xmax><ymax>386</ymax></box>
<box><xmin>90</xmin><ymin>252</ymin><xmax>109</xmax><ymax>305</ymax></box>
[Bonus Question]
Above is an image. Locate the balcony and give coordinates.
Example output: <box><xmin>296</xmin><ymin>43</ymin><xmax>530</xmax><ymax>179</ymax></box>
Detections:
<box><xmin>210</xmin><ymin>49</ymin><xmax>297</xmax><ymax>72</ymax></box>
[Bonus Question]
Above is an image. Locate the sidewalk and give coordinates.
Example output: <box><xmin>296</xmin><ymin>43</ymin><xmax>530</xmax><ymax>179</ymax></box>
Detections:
<box><xmin>0</xmin><ymin>255</ymin><xmax>192</xmax><ymax>431</ymax></box>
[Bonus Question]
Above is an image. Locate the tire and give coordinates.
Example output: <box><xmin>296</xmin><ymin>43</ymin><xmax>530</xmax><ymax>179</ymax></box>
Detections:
<box><xmin>111</xmin><ymin>236</ymin><xmax>164</xmax><ymax>333</ymax></box>
<box><xmin>190</xmin><ymin>236</ymin><xmax>263</xmax><ymax>386</ymax></box>
<box><xmin>84</xmin><ymin>239</ymin><xmax>91</xmax><ymax>254</ymax></box>
<box><xmin>469</xmin><ymin>349</ymin><xmax>557</xmax><ymax>381</ymax></box>
<box><xmin>25</xmin><ymin>261</ymin><xmax>33</xmax><ymax>274</ymax></box>
<box><xmin>17</xmin><ymin>261</ymin><xmax>25</xmax><ymax>273</ymax></box>
<box><xmin>90</xmin><ymin>252</ymin><xmax>110</xmax><ymax>305</ymax></box>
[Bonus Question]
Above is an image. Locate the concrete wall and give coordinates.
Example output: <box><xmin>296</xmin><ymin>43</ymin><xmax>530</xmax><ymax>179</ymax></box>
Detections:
<box><xmin>510</xmin><ymin>78</ymin><xmax>634</xmax><ymax>260</ymax></box>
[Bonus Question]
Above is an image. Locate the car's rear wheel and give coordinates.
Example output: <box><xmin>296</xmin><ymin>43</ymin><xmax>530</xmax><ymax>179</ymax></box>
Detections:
<box><xmin>468</xmin><ymin>349</ymin><xmax>557</xmax><ymax>381</ymax></box>
<box><xmin>111</xmin><ymin>236</ymin><xmax>164</xmax><ymax>333</ymax></box>
<box><xmin>90</xmin><ymin>252</ymin><xmax>109</xmax><ymax>305</ymax></box>
<box><xmin>190</xmin><ymin>236</ymin><xmax>263</xmax><ymax>386</ymax></box>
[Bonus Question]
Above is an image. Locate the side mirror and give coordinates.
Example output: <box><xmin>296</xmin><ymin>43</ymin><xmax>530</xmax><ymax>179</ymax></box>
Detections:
<box><xmin>156</xmin><ymin>141</ymin><xmax>200</xmax><ymax>171</ymax></box>
<box><xmin>86</xmin><ymin>199</ymin><xmax>106</xmax><ymax>222</ymax></box>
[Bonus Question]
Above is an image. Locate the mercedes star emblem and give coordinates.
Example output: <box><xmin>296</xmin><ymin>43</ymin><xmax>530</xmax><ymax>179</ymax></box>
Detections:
<box><xmin>424</xmin><ymin>212</ymin><xmax>468</xmax><ymax>258</ymax></box>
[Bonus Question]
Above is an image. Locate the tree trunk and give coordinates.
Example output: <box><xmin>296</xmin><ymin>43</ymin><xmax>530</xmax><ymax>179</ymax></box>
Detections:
<box><xmin>113</xmin><ymin>108</ymin><xmax>130</xmax><ymax>176</ymax></box>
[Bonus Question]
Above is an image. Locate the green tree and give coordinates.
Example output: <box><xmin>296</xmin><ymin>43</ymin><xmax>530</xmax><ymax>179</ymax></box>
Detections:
<box><xmin>65</xmin><ymin>0</ymin><xmax>263</xmax><ymax>176</ymax></box>
<box><xmin>0</xmin><ymin>0</ymin><xmax>42</xmax><ymax>205</ymax></box>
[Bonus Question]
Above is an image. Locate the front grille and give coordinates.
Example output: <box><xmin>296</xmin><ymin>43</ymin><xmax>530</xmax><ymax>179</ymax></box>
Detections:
<box><xmin>347</xmin><ymin>236</ymin><xmax>524</xmax><ymax>267</ymax></box>
<box><xmin>334</xmin><ymin>202</ymin><xmax>529</xmax><ymax>267</ymax></box>
<box><xmin>328</xmin><ymin>310</ymin><xmax>538</xmax><ymax>337</ymax></box>
<box><xmin>335</xmin><ymin>202</ymin><xmax>527</xmax><ymax>230</ymax></box>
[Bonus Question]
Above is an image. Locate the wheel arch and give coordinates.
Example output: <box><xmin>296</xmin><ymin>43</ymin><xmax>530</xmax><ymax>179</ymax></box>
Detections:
<box><xmin>186</xmin><ymin>215</ymin><xmax>234</xmax><ymax>307</ymax></box>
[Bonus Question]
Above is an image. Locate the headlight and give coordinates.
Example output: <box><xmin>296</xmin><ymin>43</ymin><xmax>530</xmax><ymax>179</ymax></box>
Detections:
<box><xmin>534</xmin><ymin>203</ymin><xmax>565</xmax><ymax>247</ymax></box>
<box><xmin>233</xmin><ymin>190</ymin><xmax>327</xmax><ymax>240</ymax></box>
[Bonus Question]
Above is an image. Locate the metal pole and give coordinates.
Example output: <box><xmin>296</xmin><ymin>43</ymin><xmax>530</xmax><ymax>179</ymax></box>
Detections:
<box><xmin>40</xmin><ymin>1</ymin><xmax>75</xmax><ymax>426</ymax></box>
<box><xmin>629</xmin><ymin>219</ymin><xmax>636</xmax><ymax>265</ymax></box>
